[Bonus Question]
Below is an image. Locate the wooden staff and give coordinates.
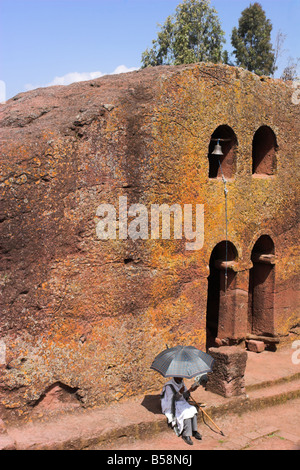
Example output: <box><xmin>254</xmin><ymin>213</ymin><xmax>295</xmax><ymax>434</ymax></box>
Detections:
<box><xmin>190</xmin><ymin>395</ymin><xmax>225</xmax><ymax>437</ymax></box>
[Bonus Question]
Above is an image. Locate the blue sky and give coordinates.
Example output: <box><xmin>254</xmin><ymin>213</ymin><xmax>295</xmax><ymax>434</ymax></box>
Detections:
<box><xmin>1</xmin><ymin>0</ymin><xmax>299</xmax><ymax>100</ymax></box>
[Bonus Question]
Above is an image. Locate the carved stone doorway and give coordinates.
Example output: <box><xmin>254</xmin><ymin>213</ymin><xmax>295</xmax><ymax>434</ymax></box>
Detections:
<box><xmin>248</xmin><ymin>235</ymin><xmax>276</xmax><ymax>340</ymax></box>
<box><xmin>206</xmin><ymin>241</ymin><xmax>239</xmax><ymax>349</ymax></box>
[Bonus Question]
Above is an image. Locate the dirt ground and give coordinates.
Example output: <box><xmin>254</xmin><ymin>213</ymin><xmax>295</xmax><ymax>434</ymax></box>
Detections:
<box><xmin>94</xmin><ymin>398</ymin><xmax>300</xmax><ymax>451</ymax></box>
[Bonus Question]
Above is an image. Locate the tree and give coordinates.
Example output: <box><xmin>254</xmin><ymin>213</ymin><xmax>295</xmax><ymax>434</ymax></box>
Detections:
<box><xmin>231</xmin><ymin>3</ymin><xmax>275</xmax><ymax>76</ymax></box>
<box><xmin>272</xmin><ymin>30</ymin><xmax>287</xmax><ymax>77</ymax></box>
<box><xmin>141</xmin><ymin>0</ymin><xmax>226</xmax><ymax>68</ymax></box>
<box><xmin>281</xmin><ymin>57</ymin><xmax>300</xmax><ymax>82</ymax></box>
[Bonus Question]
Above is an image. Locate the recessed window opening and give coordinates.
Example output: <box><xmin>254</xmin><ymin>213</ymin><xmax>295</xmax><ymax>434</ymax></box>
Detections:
<box><xmin>252</xmin><ymin>126</ymin><xmax>278</xmax><ymax>176</ymax></box>
<box><xmin>208</xmin><ymin>125</ymin><xmax>238</xmax><ymax>179</ymax></box>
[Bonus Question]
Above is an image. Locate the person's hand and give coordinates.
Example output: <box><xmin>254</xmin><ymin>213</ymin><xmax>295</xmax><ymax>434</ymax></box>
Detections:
<box><xmin>189</xmin><ymin>384</ymin><xmax>198</xmax><ymax>392</ymax></box>
<box><xmin>179</xmin><ymin>386</ymin><xmax>185</xmax><ymax>394</ymax></box>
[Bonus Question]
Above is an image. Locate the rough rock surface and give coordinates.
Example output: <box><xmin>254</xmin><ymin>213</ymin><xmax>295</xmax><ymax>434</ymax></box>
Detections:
<box><xmin>247</xmin><ymin>340</ymin><xmax>265</xmax><ymax>353</ymax></box>
<box><xmin>206</xmin><ymin>346</ymin><xmax>248</xmax><ymax>397</ymax></box>
<box><xmin>0</xmin><ymin>63</ymin><xmax>299</xmax><ymax>419</ymax></box>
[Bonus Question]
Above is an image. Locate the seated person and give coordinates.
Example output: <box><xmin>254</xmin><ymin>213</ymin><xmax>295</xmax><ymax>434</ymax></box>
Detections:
<box><xmin>160</xmin><ymin>376</ymin><xmax>204</xmax><ymax>445</ymax></box>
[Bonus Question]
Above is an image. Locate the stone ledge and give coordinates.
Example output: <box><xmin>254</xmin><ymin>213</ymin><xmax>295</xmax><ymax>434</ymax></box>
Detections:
<box><xmin>206</xmin><ymin>346</ymin><xmax>248</xmax><ymax>398</ymax></box>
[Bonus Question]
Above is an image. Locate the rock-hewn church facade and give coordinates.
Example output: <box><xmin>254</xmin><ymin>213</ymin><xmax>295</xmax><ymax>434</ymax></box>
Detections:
<box><xmin>0</xmin><ymin>63</ymin><xmax>299</xmax><ymax>416</ymax></box>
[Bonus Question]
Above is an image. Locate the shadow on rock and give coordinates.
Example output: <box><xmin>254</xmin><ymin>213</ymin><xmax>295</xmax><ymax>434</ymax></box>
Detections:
<box><xmin>141</xmin><ymin>394</ymin><xmax>162</xmax><ymax>415</ymax></box>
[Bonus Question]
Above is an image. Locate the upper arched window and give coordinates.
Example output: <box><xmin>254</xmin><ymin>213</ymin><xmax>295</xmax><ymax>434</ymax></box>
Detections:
<box><xmin>208</xmin><ymin>125</ymin><xmax>238</xmax><ymax>179</ymax></box>
<box><xmin>252</xmin><ymin>126</ymin><xmax>278</xmax><ymax>176</ymax></box>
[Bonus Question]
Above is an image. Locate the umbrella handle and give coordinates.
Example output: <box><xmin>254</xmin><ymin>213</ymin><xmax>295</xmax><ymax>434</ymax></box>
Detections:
<box><xmin>190</xmin><ymin>395</ymin><xmax>225</xmax><ymax>437</ymax></box>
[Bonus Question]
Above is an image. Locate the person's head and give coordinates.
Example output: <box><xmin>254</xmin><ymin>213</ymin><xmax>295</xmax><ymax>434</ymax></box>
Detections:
<box><xmin>174</xmin><ymin>377</ymin><xmax>183</xmax><ymax>384</ymax></box>
<box><xmin>199</xmin><ymin>374</ymin><xmax>208</xmax><ymax>386</ymax></box>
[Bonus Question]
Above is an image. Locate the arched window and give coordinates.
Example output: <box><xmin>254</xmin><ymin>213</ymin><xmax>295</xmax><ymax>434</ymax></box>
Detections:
<box><xmin>208</xmin><ymin>125</ymin><xmax>238</xmax><ymax>179</ymax></box>
<box><xmin>252</xmin><ymin>126</ymin><xmax>278</xmax><ymax>176</ymax></box>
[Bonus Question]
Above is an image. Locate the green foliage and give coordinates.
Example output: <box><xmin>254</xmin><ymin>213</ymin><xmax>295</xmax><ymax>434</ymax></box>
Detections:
<box><xmin>231</xmin><ymin>2</ymin><xmax>275</xmax><ymax>76</ymax></box>
<box><xmin>141</xmin><ymin>0</ymin><xmax>225</xmax><ymax>68</ymax></box>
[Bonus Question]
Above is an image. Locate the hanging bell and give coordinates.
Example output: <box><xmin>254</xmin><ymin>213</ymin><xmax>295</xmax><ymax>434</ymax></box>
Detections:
<box><xmin>211</xmin><ymin>139</ymin><xmax>223</xmax><ymax>156</ymax></box>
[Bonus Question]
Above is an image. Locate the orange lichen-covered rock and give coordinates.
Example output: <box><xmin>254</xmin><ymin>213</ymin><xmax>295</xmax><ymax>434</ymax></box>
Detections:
<box><xmin>0</xmin><ymin>63</ymin><xmax>299</xmax><ymax>418</ymax></box>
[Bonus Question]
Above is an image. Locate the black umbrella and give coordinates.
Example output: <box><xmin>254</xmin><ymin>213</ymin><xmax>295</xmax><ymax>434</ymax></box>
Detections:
<box><xmin>150</xmin><ymin>345</ymin><xmax>214</xmax><ymax>379</ymax></box>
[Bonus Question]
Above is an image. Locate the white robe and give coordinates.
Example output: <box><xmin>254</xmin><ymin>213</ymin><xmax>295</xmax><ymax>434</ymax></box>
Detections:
<box><xmin>160</xmin><ymin>378</ymin><xmax>198</xmax><ymax>435</ymax></box>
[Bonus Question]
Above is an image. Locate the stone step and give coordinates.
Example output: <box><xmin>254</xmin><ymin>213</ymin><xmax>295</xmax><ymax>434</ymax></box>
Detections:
<box><xmin>246</xmin><ymin>377</ymin><xmax>300</xmax><ymax>410</ymax></box>
<box><xmin>246</xmin><ymin>372</ymin><xmax>300</xmax><ymax>392</ymax></box>
<box><xmin>201</xmin><ymin>377</ymin><xmax>300</xmax><ymax>421</ymax></box>
<box><xmin>3</xmin><ymin>375</ymin><xmax>300</xmax><ymax>450</ymax></box>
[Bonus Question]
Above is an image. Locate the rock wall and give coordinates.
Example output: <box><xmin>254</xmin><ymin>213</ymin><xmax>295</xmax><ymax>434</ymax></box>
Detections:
<box><xmin>0</xmin><ymin>63</ymin><xmax>299</xmax><ymax>418</ymax></box>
